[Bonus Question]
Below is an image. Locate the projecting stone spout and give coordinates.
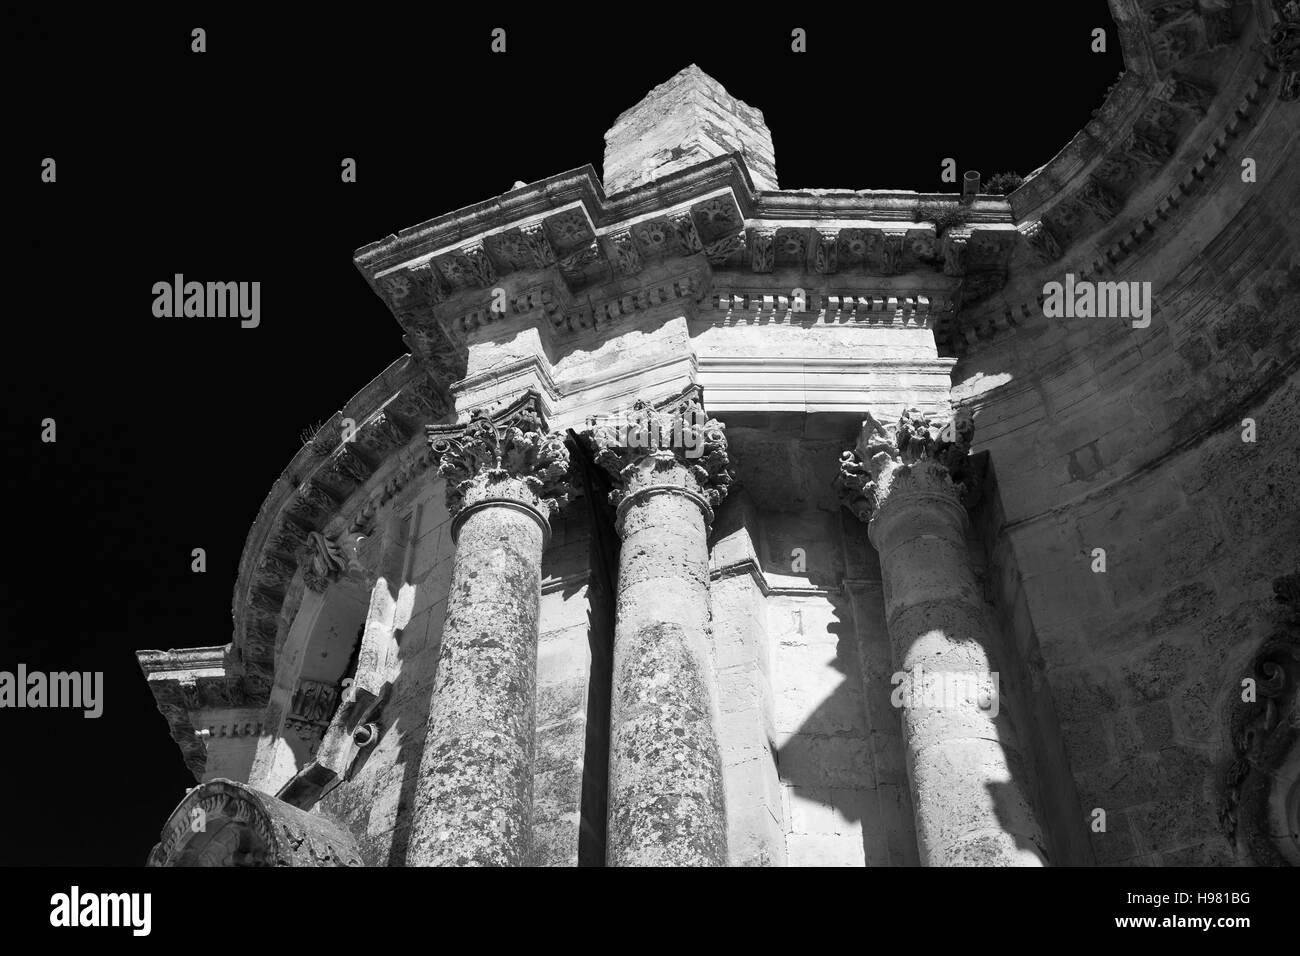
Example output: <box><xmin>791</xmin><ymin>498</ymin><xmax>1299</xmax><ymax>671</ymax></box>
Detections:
<box><xmin>602</xmin><ymin>64</ymin><xmax>779</xmax><ymax>195</ymax></box>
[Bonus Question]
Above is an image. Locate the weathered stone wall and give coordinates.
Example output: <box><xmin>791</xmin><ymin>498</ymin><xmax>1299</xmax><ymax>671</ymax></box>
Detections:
<box><xmin>603</xmin><ymin>64</ymin><xmax>778</xmax><ymax>194</ymax></box>
<box><xmin>952</xmin><ymin>95</ymin><xmax>1300</xmax><ymax>864</ymax></box>
<box><xmin>534</xmin><ymin>509</ymin><xmax>598</xmax><ymax>866</ymax></box>
<box><xmin>309</xmin><ymin>475</ymin><xmax>595</xmax><ymax>865</ymax></box>
<box><xmin>715</xmin><ymin>428</ymin><xmax>929</xmax><ymax>866</ymax></box>
<box><xmin>316</xmin><ymin>473</ymin><xmax>453</xmax><ymax>864</ymax></box>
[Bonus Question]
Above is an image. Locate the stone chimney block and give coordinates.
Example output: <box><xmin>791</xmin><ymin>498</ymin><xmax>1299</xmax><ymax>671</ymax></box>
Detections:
<box><xmin>603</xmin><ymin>64</ymin><xmax>779</xmax><ymax>194</ymax></box>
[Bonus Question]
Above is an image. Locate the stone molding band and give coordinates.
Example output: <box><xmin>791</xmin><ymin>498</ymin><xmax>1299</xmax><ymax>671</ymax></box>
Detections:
<box><xmin>450</xmin><ymin>496</ymin><xmax>552</xmax><ymax>548</ymax></box>
<box><xmin>615</xmin><ymin>483</ymin><xmax>715</xmax><ymax>532</ymax></box>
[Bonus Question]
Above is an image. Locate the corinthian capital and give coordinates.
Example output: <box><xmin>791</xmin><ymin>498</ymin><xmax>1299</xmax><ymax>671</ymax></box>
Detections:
<box><xmin>426</xmin><ymin>391</ymin><xmax>572</xmax><ymax>517</ymax></box>
<box><xmin>835</xmin><ymin>406</ymin><xmax>977</xmax><ymax>522</ymax></box>
<box><xmin>583</xmin><ymin>388</ymin><xmax>734</xmax><ymax>511</ymax></box>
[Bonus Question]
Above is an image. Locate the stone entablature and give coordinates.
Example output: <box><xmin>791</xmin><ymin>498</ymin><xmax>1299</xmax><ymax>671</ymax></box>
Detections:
<box><xmin>136</xmin><ymin>646</ymin><xmax>245</xmax><ymax>778</ymax></box>
<box><xmin>359</xmin><ymin>173</ymin><xmax>1022</xmax><ymax>365</ymax></box>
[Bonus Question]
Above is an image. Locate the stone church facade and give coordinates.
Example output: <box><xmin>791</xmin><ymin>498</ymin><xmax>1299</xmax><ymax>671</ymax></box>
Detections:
<box><xmin>139</xmin><ymin>0</ymin><xmax>1300</xmax><ymax>866</ymax></box>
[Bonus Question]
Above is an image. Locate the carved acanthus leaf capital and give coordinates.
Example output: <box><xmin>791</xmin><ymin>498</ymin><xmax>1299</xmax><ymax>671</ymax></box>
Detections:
<box><xmin>426</xmin><ymin>392</ymin><xmax>572</xmax><ymax>517</ymax></box>
<box><xmin>583</xmin><ymin>390</ymin><xmax>734</xmax><ymax>511</ymax></box>
<box><xmin>835</xmin><ymin>406</ymin><xmax>978</xmax><ymax>523</ymax></box>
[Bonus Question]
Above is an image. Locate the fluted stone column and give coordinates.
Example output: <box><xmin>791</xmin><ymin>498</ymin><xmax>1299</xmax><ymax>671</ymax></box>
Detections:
<box><xmin>837</xmin><ymin>408</ymin><xmax>1047</xmax><ymax>866</ymax></box>
<box><xmin>585</xmin><ymin>390</ymin><xmax>734</xmax><ymax>866</ymax></box>
<box><xmin>410</xmin><ymin>393</ymin><xmax>571</xmax><ymax>866</ymax></box>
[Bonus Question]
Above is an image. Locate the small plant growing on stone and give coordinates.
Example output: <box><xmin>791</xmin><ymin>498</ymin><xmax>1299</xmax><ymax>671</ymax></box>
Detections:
<box><xmin>301</xmin><ymin>420</ymin><xmax>334</xmax><ymax>453</ymax></box>
<box><xmin>982</xmin><ymin>171</ymin><xmax>1025</xmax><ymax>195</ymax></box>
<box><xmin>915</xmin><ymin>201</ymin><xmax>968</xmax><ymax>238</ymax></box>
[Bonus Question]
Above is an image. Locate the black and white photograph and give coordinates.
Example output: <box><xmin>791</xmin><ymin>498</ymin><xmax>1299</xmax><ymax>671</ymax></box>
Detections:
<box><xmin>3</xmin><ymin>1</ymin><xmax>1298</xmax><ymax>941</ymax></box>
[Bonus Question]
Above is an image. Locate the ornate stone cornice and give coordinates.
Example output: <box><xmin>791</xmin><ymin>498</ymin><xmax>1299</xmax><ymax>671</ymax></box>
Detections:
<box><xmin>226</xmin><ymin>356</ymin><xmax>454</xmax><ymax>712</ymax></box>
<box><xmin>583</xmin><ymin>385</ymin><xmax>734</xmax><ymax>518</ymax></box>
<box><xmin>426</xmin><ymin>390</ymin><xmax>573</xmax><ymax>519</ymax></box>
<box><xmin>136</xmin><ymin>645</ymin><xmax>243</xmax><ymax>780</ymax></box>
<box><xmin>1272</xmin><ymin>0</ymin><xmax>1300</xmax><ymax>100</ymax></box>
<box><xmin>835</xmin><ymin>407</ymin><xmax>978</xmax><ymax>524</ymax></box>
<box><xmin>956</xmin><ymin>0</ymin><xmax>1292</xmax><ymax>354</ymax></box>
<box><xmin>148</xmin><ymin>779</ymin><xmax>363</xmax><ymax>867</ymax></box>
<box><xmin>705</xmin><ymin>288</ymin><xmax>952</xmax><ymax>327</ymax></box>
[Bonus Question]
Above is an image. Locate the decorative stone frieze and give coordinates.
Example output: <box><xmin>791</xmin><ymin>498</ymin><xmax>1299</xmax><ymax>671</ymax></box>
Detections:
<box><xmin>177</xmin><ymin>675</ymin><xmax>250</xmax><ymax>711</ymax></box>
<box><xmin>632</xmin><ymin>218</ymin><xmax>671</xmax><ymax>256</ymax></box>
<box><xmin>557</xmin><ymin>239</ymin><xmax>605</xmax><ymax>284</ymax></box>
<box><xmin>670</xmin><ymin>211</ymin><xmax>703</xmax><ymax>254</ymax></box>
<box><xmin>942</xmin><ymin>232</ymin><xmax>969</xmax><ymax>277</ymax></box>
<box><xmin>1022</xmin><ymin>220</ymin><xmax>1063</xmax><ymax>263</ymax></box>
<box><xmin>749</xmin><ymin>228</ymin><xmax>775</xmax><ymax>273</ymax></box>
<box><xmin>1147</xmin><ymin>0</ymin><xmax>1236</xmax><ymax>70</ymax></box>
<box><xmin>814</xmin><ymin>230</ymin><xmax>838</xmax><ymax>274</ymax></box>
<box><xmin>1163</xmin><ymin>73</ymin><xmax>1216</xmax><ymax>115</ymax></box>
<box><xmin>136</xmin><ymin>646</ymin><xmax>246</xmax><ymax>780</ymax></box>
<box><xmin>609</xmin><ymin>229</ymin><xmax>642</xmax><ymax>276</ymax></box>
<box><xmin>583</xmin><ymin>387</ymin><xmax>734</xmax><ymax>866</ymax></box>
<box><xmin>1126</xmin><ymin>126</ymin><xmax>1175</xmax><ymax>167</ymax></box>
<box><xmin>1077</xmin><ymin>176</ymin><xmax>1121</xmax><ymax>221</ymax></box>
<box><xmin>521</xmin><ymin>222</ymin><xmax>557</xmax><ymax>268</ymax></box>
<box><xmin>546</xmin><ymin>208</ymin><xmax>596</xmax><ymax>253</ymax></box>
<box><xmin>704</xmin><ymin>232</ymin><xmax>746</xmax><ymax>265</ymax></box>
<box><xmin>1272</xmin><ymin>0</ymin><xmax>1300</xmax><ymax>100</ymax></box>
<box><xmin>693</xmin><ymin>195</ymin><xmax>742</xmax><ymax>241</ymax></box>
<box><xmin>879</xmin><ymin>230</ymin><xmax>907</xmax><ymax>275</ymax></box>
<box><xmin>284</xmin><ymin>679</ymin><xmax>340</xmax><ymax>741</ymax></box>
<box><xmin>148</xmin><ymin>779</ymin><xmax>363</xmax><ymax>867</ymax></box>
<box><xmin>553</xmin><ymin>274</ymin><xmax>701</xmax><ymax>334</ymax></box>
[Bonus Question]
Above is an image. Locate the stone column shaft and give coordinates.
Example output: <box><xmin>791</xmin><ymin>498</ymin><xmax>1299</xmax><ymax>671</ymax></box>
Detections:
<box><xmin>872</xmin><ymin>469</ymin><xmax>1046</xmax><ymax>866</ymax></box>
<box><xmin>412</xmin><ymin>495</ymin><xmax>545</xmax><ymax>866</ymax></box>
<box><xmin>840</xmin><ymin>409</ymin><xmax>1047</xmax><ymax>867</ymax></box>
<box><xmin>587</xmin><ymin>391</ymin><xmax>733</xmax><ymax>866</ymax></box>
<box><xmin>609</xmin><ymin>483</ymin><xmax>725</xmax><ymax>865</ymax></box>
<box><xmin>409</xmin><ymin>394</ymin><xmax>570</xmax><ymax>867</ymax></box>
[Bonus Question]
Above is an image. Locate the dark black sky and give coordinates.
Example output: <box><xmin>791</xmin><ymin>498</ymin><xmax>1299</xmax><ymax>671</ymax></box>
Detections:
<box><xmin>2</xmin><ymin>8</ymin><xmax>1121</xmax><ymax>867</ymax></box>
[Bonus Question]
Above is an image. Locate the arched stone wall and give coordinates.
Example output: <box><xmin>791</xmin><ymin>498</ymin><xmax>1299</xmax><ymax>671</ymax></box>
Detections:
<box><xmin>147</xmin><ymin>779</ymin><xmax>362</xmax><ymax>867</ymax></box>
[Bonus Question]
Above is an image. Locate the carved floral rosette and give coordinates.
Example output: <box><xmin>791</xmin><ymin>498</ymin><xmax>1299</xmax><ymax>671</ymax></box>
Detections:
<box><xmin>426</xmin><ymin>392</ymin><xmax>572</xmax><ymax>518</ymax></box>
<box><xmin>835</xmin><ymin>406</ymin><xmax>978</xmax><ymax>522</ymax></box>
<box><xmin>584</xmin><ymin>391</ymin><xmax>734</xmax><ymax>512</ymax></box>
